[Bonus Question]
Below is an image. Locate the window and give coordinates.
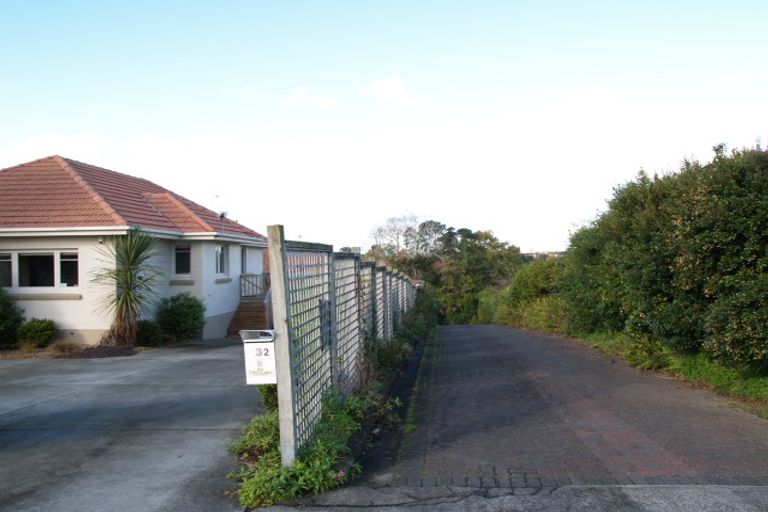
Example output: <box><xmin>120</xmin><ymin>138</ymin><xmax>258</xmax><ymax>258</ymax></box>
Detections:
<box><xmin>175</xmin><ymin>245</ymin><xmax>191</xmax><ymax>275</ymax></box>
<box><xmin>215</xmin><ymin>245</ymin><xmax>228</xmax><ymax>275</ymax></box>
<box><xmin>19</xmin><ymin>254</ymin><xmax>54</xmax><ymax>287</ymax></box>
<box><xmin>60</xmin><ymin>253</ymin><xmax>79</xmax><ymax>287</ymax></box>
<box><xmin>0</xmin><ymin>253</ymin><xmax>10</xmax><ymax>287</ymax></box>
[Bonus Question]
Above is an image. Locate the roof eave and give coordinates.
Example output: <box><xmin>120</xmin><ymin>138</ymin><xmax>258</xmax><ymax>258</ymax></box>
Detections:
<box><xmin>180</xmin><ymin>231</ymin><xmax>268</xmax><ymax>246</ymax></box>
<box><xmin>0</xmin><ymin>226</ymin><xmax>132</xmax><ymax>237</ymax></box>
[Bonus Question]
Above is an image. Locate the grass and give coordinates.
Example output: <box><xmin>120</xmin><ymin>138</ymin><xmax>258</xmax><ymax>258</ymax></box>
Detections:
<box><xmin>0</xmin><ymin>340</ymin><xmax>84</xmax><ymax>359</ymax></box>
<box><xmin>576</xmin><ymin>331</ymin><xmax>768</xmax><ymax>419</ymax></box>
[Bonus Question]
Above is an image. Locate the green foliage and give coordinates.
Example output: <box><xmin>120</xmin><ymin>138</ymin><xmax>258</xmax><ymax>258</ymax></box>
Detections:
<box><xmin>475</xmin><ymin>258</ymin><xmax>568</xmax><ymax>333</ymax></box>
<box><xmin>671</xmin><ymin>352</ymin><xmax>768</xmax><ymax>400</ymax></box>
<box><xmin>157</xmin><ymin>292</ymin><xmax>206</xmax><ymax>341</ymax></box>
<box><xmin>561</xmin><ymin>148</ymin><xmax>768</xmax><ymax>366</ymax></box>
<box><xmin>624</xmin><ymin>336</ymin><xmax>672</xmax><ymax>371</ymax></box>
<box><xmin>17</xmin><ymin>318</ymin><xmax>57</xmax><ymax>348</ymax></box>
<box><xmin>229</xmin><ymin>290</ymin><xmax>430</xmax><ymax>508</ymax></box>
<box><xmin>231</xmin><ymin>393</ymin><xmax>371</xmax><ymax>508</ymax></box>
<box><xmin>136</xmin><ymin>319</ymin><xmax>164</xmax><ymax>347</ymax></box>
<box><xmin>259</xmin><ymin>384</ymin><xmax>279</xmax><ymax>411</ymax></box>
<box><xmin>230</xmin><ymin>410</ymin><xmax>280</xmax><ymax>461</ymax></box>
<box><xmin>438</xmin><ymin>229</ymin><xmax>523</xmax><ymax>324</ymax></box>
<box><xmin>367</xmin><ymin>217</ymin><xmax>524</xmax><ymax>324</ymax></box>
<box><xmin>0</xmin><ymin>288</ymin><xmax>24</xmax><ymax>349</ymax></box>
<box><xmin>92</xmin><ymin>228</ymin><xmax>162</xmax><ymax>346</ymax></box>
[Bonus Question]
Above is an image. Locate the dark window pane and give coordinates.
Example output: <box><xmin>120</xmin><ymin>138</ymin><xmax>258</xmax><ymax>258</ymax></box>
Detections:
<box><xmin>19</xmin><ymin>254</ymin><xmax>54</xmax><ymax>287</ymax></box>
<box><xmin>60</xmin><ymin>253</ymin><xmax>79</xmax><ymax>286</ymax></box>
<box><xmin>0</xmin><ymin>254</ymin><xmax>10</xmax><ymax>287</ymax></box>
<box><xmin>175</xmin><ymin>246</ymin><xmax>191</xmax><ymax>274</ymax></box>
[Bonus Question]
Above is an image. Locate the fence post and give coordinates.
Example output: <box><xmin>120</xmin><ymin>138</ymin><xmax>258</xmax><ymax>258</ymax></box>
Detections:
<box><xmin>328</xmin><ymin>252</ymin><xmax>340</xmax><ymax>389</ymax></box>
<box><xmin>267</xmin><ymin>225</ymin><xmax>297</xmax><ymax>467</ymax></box>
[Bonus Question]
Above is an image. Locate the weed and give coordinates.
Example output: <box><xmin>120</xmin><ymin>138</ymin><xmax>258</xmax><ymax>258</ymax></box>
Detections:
<box><xmin>49</xmin><ymin>340</ymin><xmax>82</xmax><ymax>355</ymax></box>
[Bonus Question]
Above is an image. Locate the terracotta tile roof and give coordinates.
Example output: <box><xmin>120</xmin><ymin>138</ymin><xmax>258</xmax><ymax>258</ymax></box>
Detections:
<box><xmin>0</xmin><ymin>155</ymin><xmax>266</xmax><ymax>241</ymax></box>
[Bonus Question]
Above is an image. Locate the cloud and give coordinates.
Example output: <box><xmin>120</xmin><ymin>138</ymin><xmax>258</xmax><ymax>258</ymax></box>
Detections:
<box><xmin>279</xmin><ymin>86</ymin><xmax>338</xmax><ymax>109</ymax></box>
<box><xmin>362</xmin><ymin>75</ymin><xmax>418</xmax><ymax>107</ymax></box>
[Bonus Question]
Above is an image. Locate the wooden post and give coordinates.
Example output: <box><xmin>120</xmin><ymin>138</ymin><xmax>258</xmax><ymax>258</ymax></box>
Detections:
<box><xmin>328</xmin><ymin>252</ymin><xmax>340</xmax><ymax>390</ymax></box>
<box><xmin>267</xmin><ymin>225</ymin><xmax>297</xmax><ymax>467</ymax></box>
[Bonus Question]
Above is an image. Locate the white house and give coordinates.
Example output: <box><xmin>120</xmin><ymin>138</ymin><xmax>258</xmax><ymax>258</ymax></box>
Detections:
<box><xmin>0</xmin><ymin>155</ymin><xmax>269</xmax><ymax>343</ymax></box>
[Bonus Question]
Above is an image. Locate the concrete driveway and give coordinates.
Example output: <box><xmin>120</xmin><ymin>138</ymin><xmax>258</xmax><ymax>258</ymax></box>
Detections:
<box><xmin>0</xmin><ymin>339</ymin><xmax>260</xmax><ymax>512</ymax></box>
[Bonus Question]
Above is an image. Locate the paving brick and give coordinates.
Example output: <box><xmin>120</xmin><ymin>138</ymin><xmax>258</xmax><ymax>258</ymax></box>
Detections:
<box><xmin>389</xmin><ymin>325</ymin><xmax>768</xmax><ymax>493</ymax></box>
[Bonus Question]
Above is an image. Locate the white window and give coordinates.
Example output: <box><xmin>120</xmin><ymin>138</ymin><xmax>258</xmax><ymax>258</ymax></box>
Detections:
<box><xmin>60</xmin><ymin>253</ymin><xmax>79</xmax><ymax>287</ymax></box>
<box><xmin>3</xmin><ymin>251</ymin><xmax>79</xmax><ymax>288</ymax></box>
<box><xmin>175</xmin><ymin>245</ymin><xmax>191</xmax><ymax>275</ymax></box>
<box><xmin>215</xmin><ymin>245</ymin><xmax>228</xmax><ymax>275</ymax></box>
<box><xmin>0</xmin><ymin>253</ymin><xmax>10</xmax><ymax>287</ymax></box>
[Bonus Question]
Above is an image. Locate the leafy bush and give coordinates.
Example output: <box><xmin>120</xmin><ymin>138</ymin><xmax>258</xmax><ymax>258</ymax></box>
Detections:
<box><xmin>517</xmin><ymin>295</ymin><xmax>570</xmax><ymax>334</ymax></box>
<box><xmin>0</xmin><ymin>288</ymin><xmax>24</xmax><ymax>349</ymax></box>
<box><xmin>625</xmin><ymin>336</ymin><xmax>672</xmax><ymax>371</ymax></box>
<box><xmin>157</xmin><ymin>293</ymin><xmax>206</xmax><ymax>341</ymax></box>
<box><xmin>231</xmin><ymin>393</ymin><xmax>368</xmax><ymax>508</ymax></box>
<box><xmin>18</xmin><ymin>318</ymin><xmax>57</xmax><ymax>348</ymax></box>
<box><xmin>474</xmin><ymin>258</ymin><xmax>568</xmax><ymax>333</ymax></box>
<box><xmin>259</xmin><ymin>385</ymin><xmax>278</xmax><ymax>411</ymax></box>
<box><xmin>136</xmin><ymin>319</ymin><xmax>164</xmax><ymax>347</ymax></box>
<box><xmin>562</xmin><ymin>148</ymin><xmax>768</xmax><ymax>366</ymax></box>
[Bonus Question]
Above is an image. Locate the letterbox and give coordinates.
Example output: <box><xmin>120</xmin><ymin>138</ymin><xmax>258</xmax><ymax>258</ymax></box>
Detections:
<box><xmin>240</xmin><ymin>329</ymin><xmax>277</xmax><ymax>385</ymax></box>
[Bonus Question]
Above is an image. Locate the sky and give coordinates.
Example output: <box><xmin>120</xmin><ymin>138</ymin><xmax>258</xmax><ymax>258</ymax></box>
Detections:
<box><xmin>1</xmin><ymin>1</ymin><xmax>766</xmax><ymax>252</ymax></box>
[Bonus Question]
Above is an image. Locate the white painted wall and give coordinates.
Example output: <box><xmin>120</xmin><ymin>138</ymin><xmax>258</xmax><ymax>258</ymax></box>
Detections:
<box><xmin>0</xmin><ymin>236</ymin><xmax>114</xmax><ymax>343</ymax></box>
<box><xmin>0</xmin><ymin>236</ymin><xmax>266</xmax><ymax>343</ymax></box>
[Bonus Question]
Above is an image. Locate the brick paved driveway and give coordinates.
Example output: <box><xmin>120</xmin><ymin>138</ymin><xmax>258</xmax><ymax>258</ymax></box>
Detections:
<box><xmin>392</xmin><ymin>325</ymin><xmax>768</xmax><ymax>490</ymax></box>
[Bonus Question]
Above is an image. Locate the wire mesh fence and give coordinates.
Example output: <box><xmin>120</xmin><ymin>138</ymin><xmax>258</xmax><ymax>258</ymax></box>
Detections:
<box><xmin>268</xmin><ymin>225</ymin><xmax>416</xmax><ymax>465</ymax></box>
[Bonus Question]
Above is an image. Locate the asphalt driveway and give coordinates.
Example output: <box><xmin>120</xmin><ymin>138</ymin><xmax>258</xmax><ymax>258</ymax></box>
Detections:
<box><xmin>0</xmin><ymin>339</ymin><xmax>260</xmax><ymax>512</ymax></box>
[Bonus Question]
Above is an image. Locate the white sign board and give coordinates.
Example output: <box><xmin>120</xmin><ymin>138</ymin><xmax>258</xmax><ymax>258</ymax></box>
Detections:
<box><xmin>243</xmin><ymin>341</ymin><xmax>277</xmax><ymax>385</ymax></box>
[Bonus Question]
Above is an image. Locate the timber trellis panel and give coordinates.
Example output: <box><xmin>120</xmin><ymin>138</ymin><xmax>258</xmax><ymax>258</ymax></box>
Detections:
<box><xmin>268</xmin><ymin>225</ymin><xmax>416</xmax><ymax>466</ymax></box>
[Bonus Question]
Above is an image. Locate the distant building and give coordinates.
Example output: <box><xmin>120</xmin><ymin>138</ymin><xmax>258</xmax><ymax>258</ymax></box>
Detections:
<box><xmin>521</xmin><ymin>251</ymin><xmax>565</xmax><ymax>262</ymax></box>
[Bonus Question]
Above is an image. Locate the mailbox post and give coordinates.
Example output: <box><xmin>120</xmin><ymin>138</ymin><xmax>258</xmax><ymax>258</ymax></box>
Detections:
<box><xmin>240</xmin><ymin>329</ymin><xmax>277</xmax><ymax>385</ymax></box>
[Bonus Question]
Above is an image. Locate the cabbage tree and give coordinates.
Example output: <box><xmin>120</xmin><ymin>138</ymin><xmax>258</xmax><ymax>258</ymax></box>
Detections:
<box><xmin>92</xmin><ymin>228</ymin><xmax>162</xmax><ymax>346</ymax></box>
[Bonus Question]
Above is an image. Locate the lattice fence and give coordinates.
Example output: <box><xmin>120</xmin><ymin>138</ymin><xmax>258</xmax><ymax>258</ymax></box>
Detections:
<box><xmin>268</xmin><ymin>225</ymin><xmax>416</xmax><ymax>465</ymax></box>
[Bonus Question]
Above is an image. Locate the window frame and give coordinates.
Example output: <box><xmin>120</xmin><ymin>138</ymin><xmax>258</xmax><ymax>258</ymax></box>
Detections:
<box><xmin>214</xmin><ymin>244</ymin><xmax>228</xmax><ymax>276</ymax></box>
<box><xmin>0</xmin><ymin>253</ymin><xmax>11</xmax><ymax>288</ymax></box>
<box><xmin>59</xmin><ymin>252</ymin><xmax>79</xmax><ymax>287</ymax></box>
<box><xmin>18</xmin><ymin>253</ymin><xmax>55</xmax><ymax>287</ymax></box>
<box><xmin>174</xmin><ymin>245</ymin><xmax>192</xmax><ymax>276</ymax></box>
<box><xmin>1</xmin><ymin>250</ymin><xmax>80</xmax><ymax>289</ymax></box>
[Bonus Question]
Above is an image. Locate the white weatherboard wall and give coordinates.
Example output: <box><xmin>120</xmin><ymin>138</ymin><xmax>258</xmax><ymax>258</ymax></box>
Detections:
<box><xmin>0</xmin><ymin>236</ymin><xmax>114</xmax><ymax>344</ymax></box>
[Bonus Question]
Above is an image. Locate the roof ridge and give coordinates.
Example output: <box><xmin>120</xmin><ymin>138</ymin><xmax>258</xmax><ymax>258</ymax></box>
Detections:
<box><xmin>0</xmin><ymin>154</ymin><xmax>61</xmax><ymax>173</ymax></box>
<box><xmin>54</xmin><ymin>156</ymin><xmax>126</xmax><ymax>226</ymax></box>
<box><xmin>145</xmin><ymin>192</ymin><xmax>214</xmax><ymax>232</ymax></box>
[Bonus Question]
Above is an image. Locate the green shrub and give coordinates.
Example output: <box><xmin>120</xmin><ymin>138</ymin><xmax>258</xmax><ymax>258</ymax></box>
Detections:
<box><xmin>259</xmin><ymin>385</ymin><xmax>278</xmax><ymax>411</ymax></box>
<box><xmin>0</xmin><ymin>289</ymin><xmax>24</xmax><ymax>349</ymax></box>
<box><xmin>625</xmin><ymin>336</ymin><xmax>672</xmax><ymax>371</ymax></box>
<box><xmin>560</xmin><ymin>148</ymin><xmax>768</xmax><ymax>366</ymax></box>
<box><xmin>518</xmin><ymin>295</ymin><xmax>570</xmax><ymax>334</ymax></box>
<box><xmin>157</xmin><ymin>293</ymin><xmax>206</xmax><ymax>341</ymax></box>
<box><xmin>17</xmin><ymin>318</ymin><xmax>57</xmax><ymax>348</ymax></box>
<box><xmin>231</xmin><ymin>393</ymin><xmax>368</xmax><ymax>508</ymax></box>
<box><xmin>136</xmin><ymin>319</ymin><xmax>164</xmax><ymax>347</ymax></box>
